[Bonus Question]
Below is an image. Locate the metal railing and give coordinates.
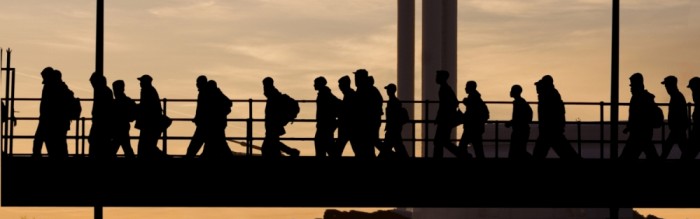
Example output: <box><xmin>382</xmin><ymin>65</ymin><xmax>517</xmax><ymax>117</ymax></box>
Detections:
<box><xmin>0</xmin><ymin>97</ymin><xmax>694</xmax><ymax>159</ymax></box>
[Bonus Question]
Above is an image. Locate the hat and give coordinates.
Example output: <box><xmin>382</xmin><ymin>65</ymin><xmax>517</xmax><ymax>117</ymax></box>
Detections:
<box><xmin>384</xmin><ymin>83</ymin><xmax>397</xmax><ymax>91</ymax></box>
<box><xmin>353</xmin><ymin>69</ymin><xmax>368</xmax><ymax>77</ymax></box>
<box><xmin>689</xmin><ymin>77</ymin><xmax>700</xmax><ymax>88</ymax></box>
<box><xmin>535</xmin><ymin>75</ymin><xmax>553</xmax><ymax>85</ymax></box>
<box><xmin>137</xmin><ymin>74</ymin><xmax>153</xmax><ymax>82</ymax></box>
<box><xmin>661</xmin><ymin>76</ymin><xmax>677</xmax><ymax>85</ymax></box>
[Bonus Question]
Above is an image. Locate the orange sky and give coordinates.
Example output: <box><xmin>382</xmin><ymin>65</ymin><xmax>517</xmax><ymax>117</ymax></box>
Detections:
<box><xmin>1</xmin><ymin>0</ymin><xmax>699</xmax><ymax>218</ymax></box>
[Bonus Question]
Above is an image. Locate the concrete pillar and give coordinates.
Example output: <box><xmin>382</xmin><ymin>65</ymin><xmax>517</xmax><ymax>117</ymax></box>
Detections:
<box><xmin>398</xmin><ymin>0</ymin><xmax>415</xmax><ymax>156</ymax></box>
<box><xmin>422</xmin><ymin>0</ymin><xmax>457</xmax><ymax>157</ymax></box>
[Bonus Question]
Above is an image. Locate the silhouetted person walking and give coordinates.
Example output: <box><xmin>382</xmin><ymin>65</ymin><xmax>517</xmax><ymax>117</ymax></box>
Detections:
<box><xmin>660</xmin><ymin>76</ymin><xmax>690</xmax><ymax>159</ymax></box>
<box><xmin>135</xmin><ymin>74</ymin><xmax>165</xmax><ymax>159</ymax></box>
<box><xmin>88</xmin><ymin>72</ymin><xmax>115</xmax><ymax>159</ymax></box>
<box><xmin>384</xmin><ymin>83</ymin><xmax>409</xmax><ymax>158</ymax></box>
<box><xmin>185</xmin><ymin>75</ymin><xmax>209</xmax><ymax>158</ymax></box>
<box><xmin>112</xmin><ymin>80</ymin><xmax>136</xmax><ymax>158</ymax></box>
<box><xmin>353</xmin><ymin>69</ymin><xmax>383</xmax><ymax>158</ymax></box>
<box><xmin>262</xmin><ymin>77</ymin><xmax>300</xmax><ymax>157</ymax></box>
<box><xmin>620</xmin><ymin>73</ymin><xmax>660</xmax><ymax>160</ymax></box>
<box><xmin>314</xmin><ymin>76</ymin><xmax>340</xmax><ymax>157</ymax></box>
<box><xmin>460</xmin><ymin>81</ymin><xmax>489</xmax><ymax>159</ymax></box>
<box><xmin>505</xmin><ymin>85</ymin><xmax>532</xmax><ymax>159</ymax></box>
<box><xmin>34</xmin><ymin>68</ymin><xmax>76</xmax><ymax>158</ymax></box>
<box><xmin>200</xmin><ymin>80</ymin><xmax>234</xmax><ymax>159</ymax></box>
<box><xmin>687</xmin><ymin>77</ymin><xmax>699</xmax><ymax>157</ymax></box>
<box><xmin>532</xmin><ymin>75</ymin><xmax>579</xmax><ymax>159</ymax></box>
<box><xmin>433</xmin><ymin>70</ymin><xmax>468</xmax><ymax>158</ymax></box>
<box><xmin>334</xmin><ymin>75</ymin><xmax>357</xmax><ymax>157</ymax></box>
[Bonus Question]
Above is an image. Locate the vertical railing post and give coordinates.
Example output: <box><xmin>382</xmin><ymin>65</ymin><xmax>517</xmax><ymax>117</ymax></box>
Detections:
<box><xmin>81</xmin><ymin>117</ymin><xmax>86</xmax><ymax>156</ymax></box>
<box><xmin>494</xmin><ymin>122</ymin><xmax>499</xmax><ymax>158</ymax></box>
<box><xmin>423</xmin><ymin>100</ymin><xmax>429</xmax><ymax>158</ymax></box>
<box><xmin>2</xmin><ymin>49</ymin><xmax>8</xmax><ymax>155</ymax></box>
<box><xmin>162</xmin><ymin>98</ymin><xmax>168</xmax><ymax>155</ymax></box>
<box><xmin>412</xmin><ymin>114</ymin><xmax>417</xmax><ymax>158</ymax></box>
<box><xmin>600</xmin><ymin>101</ymin><xmax>605</xmax><ymax>159</ymax></box>
<box><xmin>8</xmin><ymin>51</ymin><xmax>15</xmax><ymax>155</ymax></box>
<box><xmin>247</xmin><ymin>98</ymin><xmax>253</xmax><ymax>156</ymax></box>
<box><xmin>577</xmin><ymin>120</ymin><xmax>582</xmax><ymax>157</ymax></box>
<box><xmin>75</xmin><ymin>104</ymin><xmax>80</xmax><ymax>156</ymax></box>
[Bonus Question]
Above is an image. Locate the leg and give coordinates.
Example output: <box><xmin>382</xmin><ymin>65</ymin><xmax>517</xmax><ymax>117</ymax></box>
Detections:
<box><xmin>186</xmin><ymin>127</ymin><xmax>206</xmax><ymax>158</ymax></box>
<box><xmin>33</xmin><ymin>123</ymin><xmax>45</xmax><ymax>157</ymax></box>
<box><xmin>334</xmin><ymin>127</ymin><xmax>349</xmax><ymax>157</ymax></box>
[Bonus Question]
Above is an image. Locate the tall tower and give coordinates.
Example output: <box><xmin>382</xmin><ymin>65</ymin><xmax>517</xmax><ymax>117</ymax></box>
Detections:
<box><xmin>421</xmin><ymin>0</ymin><xmax>457</xmax><ymax>157</ymax></box>
<box><xmin>398</xmin><ymin>0</ymin><xmax>415</xmax><ymax>156</ymax></box>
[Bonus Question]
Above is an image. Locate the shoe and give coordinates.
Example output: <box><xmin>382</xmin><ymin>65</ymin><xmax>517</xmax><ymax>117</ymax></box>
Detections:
<box><xmin>288</xmin><ymin>148</ymin><xmax>300</xmax><ymax>157</ymax></box>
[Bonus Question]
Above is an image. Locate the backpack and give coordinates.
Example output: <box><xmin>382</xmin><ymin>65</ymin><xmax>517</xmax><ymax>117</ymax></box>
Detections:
<box><xmin>67</xmin><ymin>89</ymin><xmax>82</xmax><ymax>120</ymax></box>
<box><xmin>398</xmin><ymin>107</ymin><xmax>410</xmax><ymax>125</ymax></box>
<box><xmin>280</xmin><ymin>94</ymin><xmax>300</xmax><ymax>125</ymax></box>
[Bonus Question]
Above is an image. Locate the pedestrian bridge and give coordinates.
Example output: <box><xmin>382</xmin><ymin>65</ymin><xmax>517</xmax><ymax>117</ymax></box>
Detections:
<box><xmin>3</xmin><ymin>154</ymin><xmax>700</xmax><ymax>208</ymax></box>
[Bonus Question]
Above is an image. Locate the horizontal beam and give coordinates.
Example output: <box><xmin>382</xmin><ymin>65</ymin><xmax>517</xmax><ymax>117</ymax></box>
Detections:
<box><xmin>3</xmin><ymin>155</ymin><xmax>700</xmax><ymax>207</ymax></box>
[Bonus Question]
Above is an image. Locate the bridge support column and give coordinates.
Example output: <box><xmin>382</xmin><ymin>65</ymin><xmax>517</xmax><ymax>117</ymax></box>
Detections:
<box><xmin>95</xmin><ymin>205</ymin><xmax>103</xmax><ymax>219</ymax></box>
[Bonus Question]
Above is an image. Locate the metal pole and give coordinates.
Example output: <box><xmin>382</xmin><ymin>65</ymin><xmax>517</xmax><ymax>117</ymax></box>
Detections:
<box><xmin>600</xmin><ymin>102</ymin><xmax>605</xmax><ymax>159</ymax></box>
<box><xmin>247</xmin><ymin>98</ymin><xmax>253</xmax><ymax>156</ymax></box>
<box><xmin>82</xmin><ymin>117</ymin><xmax>86</xmax><ymax>155</ymax></box>
<box><xmin>423</xmin><ymin>100</ymin><xmax>429</xmax><ymax>157</ymax></box>
<box><xmin>94</xmin><ymin>205</ymin><xmax>103</xmax><ymax>219</ymax></box>
<box><xmin>610</xmin><ymin>0</ymin><xmax>620</xmax><ymax>159</ymax></box>
<box><xmin>96</xmin><ymin>0</ymin><xmax>104</xmax><ymax>75</ymax></box>
<box><xmin>162</xmin><ymin>98</ymin><xmax>168</xmax><ymax>154</ymax></box>
<box><xmin>8</xmin><ymin>50</ymin><xmax>14</xmax><ymax>154</ymax></box>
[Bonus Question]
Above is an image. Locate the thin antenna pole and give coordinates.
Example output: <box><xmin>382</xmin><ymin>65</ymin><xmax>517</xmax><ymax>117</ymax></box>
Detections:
<box><xmin>610</xmin><ymin>0</ymin><xmax>620</xmax><ymax>159</ymax></box>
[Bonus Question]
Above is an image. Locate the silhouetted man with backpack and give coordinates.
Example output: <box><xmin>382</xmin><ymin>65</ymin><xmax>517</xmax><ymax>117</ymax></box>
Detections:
<box><xmin>532</xmin><ymin>75</ymin><xmax>579</xmax><ymax>159</ymax></box>
<box><xmin>112</xmin><ymin>80</ymin><xmax>136</xmax><ymax>158</ymax></box>
<box><xmin>34</xmin><ymin>68</ymin><xmax>76</xmax><ymax>158</ymax></box>
<box><xmin>89</xmin><ymin>72</ymin><xmax>115</xmax><ymax>159</ymax></box>
<box><xmin>460</xmin><ymin>81</ymin><xmax>489</xmax><ymax>159</ymax></box>
<box><xmin>505</xmin><ymin>85</ymin><xmax>532</xmax><ymax>159</ymax></box>
<box><xmin>353</xmin><ymin>69</ymin><xmax>383</xmax><ymax>158</ymax></box>
<box><xmin>620</xmin><ymin>73</ymin><xmax>660</xmax><ymax>160</ymax></box>
<box><xmin>200</xmin><ymin>80</ymin><xmax>234</xmax><ymax>159</ymax></box>
<box><xmin>660</xmin><ymin>76</ymin><xmax>690</xmax><ymax>159</ymax></box>
<box><xmin>262</xmin><ymin>77</ymin><xmax>300</xmax><ymax>157</ymax></box>
<box><xmin>314</xmin><ymin>76</ymin><xmax>340</xmax><ymax>157</ymax></box>
<box><xmin>384</xmin><ymin>83</ymin><xmax>409</xmax><ymax>158</ymax></box>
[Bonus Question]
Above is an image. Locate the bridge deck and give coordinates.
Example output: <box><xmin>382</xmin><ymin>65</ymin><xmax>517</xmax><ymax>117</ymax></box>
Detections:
<box><xmin>2</xmin><ymin>155</ymin><xmax>698</xmax><ymax>208</ymax></box>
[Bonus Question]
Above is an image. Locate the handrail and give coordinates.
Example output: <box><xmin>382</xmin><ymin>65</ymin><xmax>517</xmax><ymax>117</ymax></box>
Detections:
<box><xmin>0</xmin><ymin>97</ymin><xmax>694</xmax><ymax>159</ymax></box>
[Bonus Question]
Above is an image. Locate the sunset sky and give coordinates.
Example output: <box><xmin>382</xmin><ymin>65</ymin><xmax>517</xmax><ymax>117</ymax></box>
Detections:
<box><xmin>1</xmin><ymin>0</ymin><xmax>699</xmax><ymax>218</ymax></box>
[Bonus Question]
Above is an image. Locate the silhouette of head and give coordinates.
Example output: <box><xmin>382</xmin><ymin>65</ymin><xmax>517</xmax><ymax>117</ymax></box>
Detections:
<box><xmin>510</xmin><ymin>85</ymin><xmax>522</xmax><ymax>98</ymax></box>
<box><xmin>53</xmin><ymin>69</ymin><xmax>63</xmax><ymax>81</ymax></box>
<box><xmin>113</xmin><ymin>80</ymin><xmax>125</xmax><ymax>94</ymax></box>
<box><xmin>384</xmin><ymin>83</ymin><xmax>397</xmax><ymax>96</ymax></box>
<box><xmin>629</xmin><ymin>73</ymin><xmax>644</xmax><ymax>93</ymax></box>
<box><xmin>465</xmin><ymin>81</ymin><xmax>477</xmax><ymax>94</ymax></box>
<box><xmin>353</xmin><ymin>69</ymin><xmax>369</xmax><ymax>88</ymax></box>
<box><xmin>535</xmin><ymin>75</ymin><xmax>554</xmax><ymax>90</ymax></box>
<box><xmin>689</xmin><ymin>77</ymin><xmax>700</xmax><ymax>89</ymax></box>
<box><xmin>338</xmin><ymin>75</ymin><xmax>351</xmax><ymax>90</ymax></box>
<box><xmin>368</xmin><ymin>76</ymin><xmax>375</xmax><ymax>86</ymax></box>
<box><xmin>662</xmin><ymin>75</ymin><xmax>678</xmax><ymax>93</ymax></box>
<box><xmin>90</xmin><ymin>72</ymin><xmax>107</xmax><ymax>87</ymax></box>
<box><xmin>207</xmin><ymin>80</ymin><xmax>218</xmax><ymax>90</ymax></box>
<box><xmin>314</xmin><ymin>76</ymin><xmax>327</xmax><ymax>91</ymax></box>
<box><xmin>40</xmin><ymin>67</ymin><xmax>54</xmax><ymax>84</ymax></box>
<box><xmin>435</xmin><ymin>70</ymin><xmax>449</xmax><ymax>84</ymax></box>
<box><xmin>138</xmin><ymin>74</ymin><xmax>153</xmax><ymax>88</ymax></box>
<box><xmin>263</xmin><ymin>77</ymin><xmax>277</xmax><ymax>98</ymax></box>
<box><xmin>197</xmin><ymin>75</ymin><xmax>208</xmax><ymax>90</ymax></box>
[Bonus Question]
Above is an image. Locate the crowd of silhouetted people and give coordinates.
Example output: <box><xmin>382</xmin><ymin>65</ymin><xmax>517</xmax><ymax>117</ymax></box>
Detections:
<box><xmin>3</xmin><ymin>66</ymin><xmax>698</xmax><ymax>160</ymax></box>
